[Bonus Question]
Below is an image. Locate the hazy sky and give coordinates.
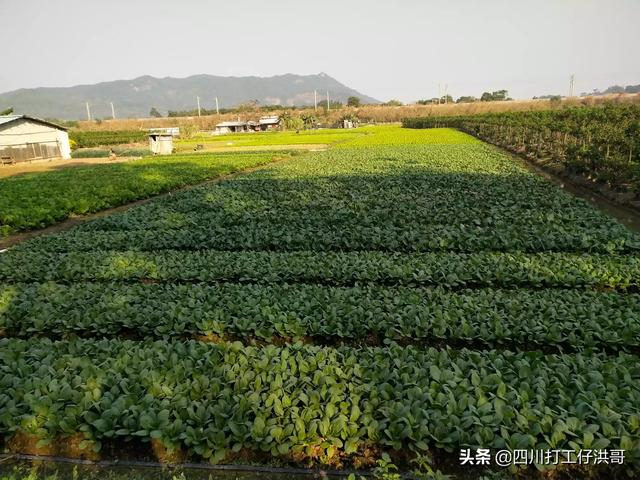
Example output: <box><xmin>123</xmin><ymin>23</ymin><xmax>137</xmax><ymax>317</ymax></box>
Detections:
<box><xmin>1</xmin><ymin>0</ymin><xmax>639</xmax><ymax>102</ymax></box>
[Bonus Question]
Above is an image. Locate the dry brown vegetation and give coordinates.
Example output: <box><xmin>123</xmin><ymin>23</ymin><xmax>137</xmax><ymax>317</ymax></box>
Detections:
<box><xmin>75</xmin><ymin>93</ymin><xmax>640</xmax><ymax>131</ymax></box>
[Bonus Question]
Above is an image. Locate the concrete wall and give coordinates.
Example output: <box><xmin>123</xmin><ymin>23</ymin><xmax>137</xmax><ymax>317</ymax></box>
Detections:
<box><xmin>57</xmin><ymin>130</ymin><xmax>71</xmax><ymax>159</ymax></box>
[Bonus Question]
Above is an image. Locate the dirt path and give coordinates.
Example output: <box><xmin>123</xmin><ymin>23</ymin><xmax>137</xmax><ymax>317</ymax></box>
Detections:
<box><xmin>0</xmin><ymin>155</ymin><xmax>293</xmax><ymax>250</ymax></box>
<box><xmin>0</xmin><ymin>157</ymin><xmax>138</xmax><ymax>179</ymax></box>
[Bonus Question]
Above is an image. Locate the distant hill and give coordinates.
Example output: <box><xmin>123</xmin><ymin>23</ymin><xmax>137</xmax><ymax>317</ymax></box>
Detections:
<box><xmin>0</xmin><ymin>73</ymin><xmax>379</xmax><ymax>120</ymax></box>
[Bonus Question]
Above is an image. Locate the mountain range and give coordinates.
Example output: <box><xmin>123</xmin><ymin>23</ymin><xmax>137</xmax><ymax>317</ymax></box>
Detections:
<box><xmin>0</xmin><ymin>73</ymin><xmax>379</xmax><ymax>120</ymax></box>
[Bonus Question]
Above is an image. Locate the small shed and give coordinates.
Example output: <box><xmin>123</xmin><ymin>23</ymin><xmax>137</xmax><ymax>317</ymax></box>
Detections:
<box><xmin>146</xmin><ymin>127</ymin><xmax>180</xmax><ymax>137</ymax></box>
<box><xmin>149</xmin><ymin>133</ymin><xmax>173</xmax><ymax>155</ymax></box>
<box><xmin>214</xmin><ymin>121</ymin><xmax>248</xmax><ymax>135</ymax></box>
<box><xmin>0</xmin><ymin>115</ymin><xmax>71</xmax><ymax>164</ymax></box>
<box><xmin>259</xmin><ymin>115</ymin><xmax>280</xmax><ymax>131</ymax></box>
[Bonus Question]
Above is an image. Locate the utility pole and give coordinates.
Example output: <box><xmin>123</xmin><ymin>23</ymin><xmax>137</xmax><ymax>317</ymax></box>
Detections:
<box><xmin>197</xmin><ymin>96</ymin><xmax>201</xmax><ymax>117</ymax></box>
<box><xmin>569</xmin><ymin>74</ymin><xmax>575</xmax><ymax>98</ymax></box>
<box><xmin>437</xmin><ymin>83</ymin><xmax>441</xmax><ymax>104</ymax></box>
<box><xmin>444</xmin><ymin>84</ymin><xmax>448</xmax><ymax>104</ymax></box>
<box><xmin>314</xmin><ymin>90</ymin><xmax>317</xmax><ymax>112</ymax></box>
<box><xmin>215</xmin><ymin>96</ymin><xmax>219</xmax><ymax>115</ymax></box>
<box><xmin>85</xmin><ymin>102</ymin><xmax>92</xmax><ymax>121</ymax></box>
<box><xmin>110</xmin><ymin>102</ymin><xmax>116</xmax><ymax>119</ymax></box>
<box><xmin>326</xmin><ymin>91</ymin><xmax>330</xmax><ymax>112</ymax></box>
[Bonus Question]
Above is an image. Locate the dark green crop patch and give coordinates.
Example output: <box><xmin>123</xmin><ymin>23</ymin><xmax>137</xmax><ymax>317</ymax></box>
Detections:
<box><xmin>0</xmin><ymin>339</ymin><xmax>638</xmax><ymax>464</ymax></box>
<box><xmin>1</xmin><ymin>126</ymin><xmax>640</xmax><ymax>475</ymax></box>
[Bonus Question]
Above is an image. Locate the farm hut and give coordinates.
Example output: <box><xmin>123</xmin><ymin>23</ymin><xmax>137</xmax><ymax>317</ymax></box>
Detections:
<box><xmin>148</xmin><ymin>133</ymin><xmax>173</xmax><ymax>155</ymax></box>
<box><xmin>0</xmin><ymin>115</ymin><xmax>71</xmax><ymax>164</ymax></box>
<box><xmin>214</xmin><ymin>121</ymin><xmax>248</xmax><ymax>135</ymax></box>
<box><xmin>146</xmin><ymin>127</ymin><xmax>180</xmax><ymax>137</ymax></box>
<box><xmin>247</xmin><ymin>120</ymin><xmax>260</xmax><ymax>132</ymax></box>
<box><xmin>259</xmin><ymin>115</ymin><xmax>280</xmax><ymax>131</ymax></box>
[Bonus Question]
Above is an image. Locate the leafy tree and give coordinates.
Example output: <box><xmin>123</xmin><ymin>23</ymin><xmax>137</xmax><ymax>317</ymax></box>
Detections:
<box><xmin>480</xmin><ymin>90</ymin><xmax>510</xmax><ymax>102</ymax></box>
<box><xmin>347</xmin><ymin>96</ymin><xmax>361</xmax><ymax>107</ymax></box>
<box><xmin>604</xmin><ymin>85</ymin><xmax>625</xmax><ymax>94</ymax></box>
<box><xmin>149</xmin><ymin>107</ymin><xmax>162</xmax><ymax>118</ymax></box>
<box><xmin>280</xmin><ymin>111</ymin><xmax>304</xmax><ymax>130</ymax></box>
<box><xmin>456</xmin><ymin>96</ymin><xmax>477</xmax><ymax>103</ymax></box>
<box><xmin>383</xmin><ymin>100</ymin><xmax>403</xmax><ymax>106</ymax></box>
<box><xmin>417</xmin><ymin>98</ymin><xmax>440</xmax><ymax>105</ymax></box>
<box><xmin>300</xmin><ymin>112</ymin><xmax>318</xmax><ymax>129</ymax></box>
<box><xmin>0</xmin><ymin>107</ymin><xmax>14</xmax><ymax>115</ymax></box>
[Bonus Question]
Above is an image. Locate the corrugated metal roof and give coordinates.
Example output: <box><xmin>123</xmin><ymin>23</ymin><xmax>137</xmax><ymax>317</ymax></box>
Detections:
<box><xmin>0</xmin><ymin>115</ymin><xmax>23</xmax><ymax>127</ymax></box>
<box><xmin>259</xmin><ymin>116</ymin><xmax>280</xmax><ymax>125</ymax></box>
<box><xmin>216</xmin><ymin>121</ymin><xmax>247</xmax><ymax>127</ymax></box>
<box><xmin>0</xmin><ymin>114</ymin><xmax>68</xmax><ymax>131</ymax></box>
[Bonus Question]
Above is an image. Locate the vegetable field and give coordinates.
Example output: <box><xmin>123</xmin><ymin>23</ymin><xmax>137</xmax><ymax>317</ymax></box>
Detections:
<box><xmin>0</xmin><ymin>151</ymin><xmax>289</xmax><ymax>237</ymax></box>
<box><xmin>69</xmin><ymin>130</ymin><xmax>148</xmax><ymax>148</ymax></box>
<box><xmin>175</xmin><ymin>128</ymin><xmax>365</xmax><ymax>151</ymax></box>
<box><xmin>1</xmin><ymin>126</ymin><xmax>639</xmax><ymax>477</ymax></box>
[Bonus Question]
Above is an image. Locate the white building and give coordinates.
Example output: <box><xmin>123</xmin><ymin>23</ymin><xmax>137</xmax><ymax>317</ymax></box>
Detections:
<box><xmin>148</xmin><ymin>133</ymin><xmax>173</xmax><ymax>155</ymax></box>
<box><xmin>214</xmin><ymin>121</ymin><xmax>248</xmax><ymax>135</ymax></box>
<box><xmin>0</xmin><ymin>115</ymin><xmax>71</xmax><ymax>163</ymax></box>
<box><xmin>259</xmin><ymin>115</ymin><xmax>280</xmax><ymax>131</ymax></box>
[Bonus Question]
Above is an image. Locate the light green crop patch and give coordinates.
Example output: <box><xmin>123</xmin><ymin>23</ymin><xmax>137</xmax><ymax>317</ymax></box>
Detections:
<box><xmin>0</xmin><ymin>151</ymin><xmax>286</xmax><ymax>237</ymax></box>
<box><xmin>177</xmin><ymin>128</ymin><xmax>365</xmax><ymax>148</ymax></box>
<box><xmin>336</xmin><ymin>126</ymin><xmax>481</xmax><ymax>148</ymax></box>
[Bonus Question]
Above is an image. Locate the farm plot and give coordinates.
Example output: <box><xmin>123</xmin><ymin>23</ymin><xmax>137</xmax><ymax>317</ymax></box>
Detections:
<box><xmin>0</xmin><ymin>127</ymin><xmax>639</xmax><ymax>476</ymax></box>
<box><xmin>175</xmin><ymin>127</ymin><xmax>365</xmax><ymax>152</ymax></box>
<box><xmin>0</xmin><ymin>151</ymin><xmax>289</xmax><ymax>237</ymax></box>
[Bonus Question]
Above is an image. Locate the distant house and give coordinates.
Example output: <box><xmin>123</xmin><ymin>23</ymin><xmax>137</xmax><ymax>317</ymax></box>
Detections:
<box><xmin>259</xmin><ymin>115</ymin><xmax>280</xmax><ymax>131</ymax></box>
<box><xmin>0</xmin><ymin>115</ymin><xmax>71</xmax><ymax>163</ymax></box>
<box><xmin>214</xmin><ymin>121</ymin><xmax>248</xmax><ymax>135</ymax></box>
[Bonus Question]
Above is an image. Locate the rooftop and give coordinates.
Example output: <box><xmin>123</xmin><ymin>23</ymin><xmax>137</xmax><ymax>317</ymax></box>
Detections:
<box><xmin>0</xmin><ymin>114</ymin><xmax>68</xmax><ymax>131</ymax></box>
<box><xmin>216</xmin><ymin>121</ymin><xmax>247</xmax><ymax>127</ymax></box>
<box><xmin>259</xmin><ymin>115</ymin><xmax>280</xmax><ymax>125</ymax></box>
